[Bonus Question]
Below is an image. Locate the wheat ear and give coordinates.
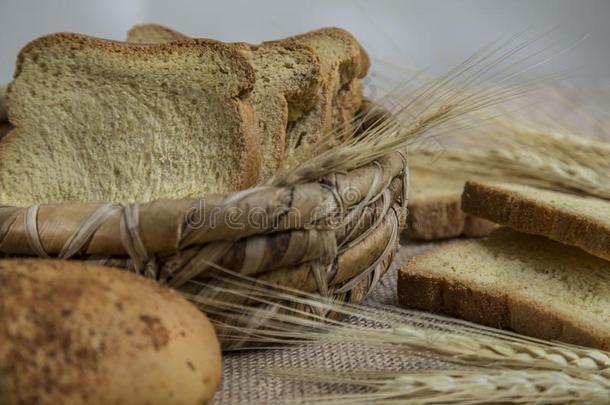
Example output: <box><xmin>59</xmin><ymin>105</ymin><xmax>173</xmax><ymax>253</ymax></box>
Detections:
<box><xmin>269</xmin><ymin>368</ymin><xmax>610</xmax><ymax>404</ymax></box>
<box><xmin>411</xmin><ymin>121</ymin><xmax>610</xmax><ymax>199</ymax></box>
<box><xmin>267</xmin><ymin>33</ymin><xmax>553</xmax><ymax>187</ymax></box>
<box><xmin>184</xmin><ymin>270</ymin><xmax>610</xmax><ymax>376</ymax></box>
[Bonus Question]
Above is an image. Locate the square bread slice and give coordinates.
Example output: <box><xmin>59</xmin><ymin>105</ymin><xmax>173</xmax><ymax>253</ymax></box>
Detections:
<box><xmin>462</xmin><ymin>181</ymin><xmax>610</xmax><ymax>260</ymax></box>
<box><xmin>283</xmin><ymin>28</ymin><xmax>369</xmax><ymax>159</ymax></box>
<box><xmin>398</xmin><ymin>227</ymin><xmax>610</xmax><ymax>350</ymax></box>
<box><xmin>406</xmin><ymin>168</ymin><xmax>497</xmax><ymax>239</ymax></box>
<box><xmin>127</xmin><ymin>24</ymin><xmax>322</xmax><ymax>180</ymax></box>
<box><xmin>1</xmin><ymin>33</ymin><xmax>260</xmax><ymax>206</ymax></box>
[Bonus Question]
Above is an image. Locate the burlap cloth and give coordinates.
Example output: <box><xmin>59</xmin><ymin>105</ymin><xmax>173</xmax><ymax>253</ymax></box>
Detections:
<box><xmin>215</xmin><ymin>236</ymin><xmax>452</xmax><ymax>404</ymax></box>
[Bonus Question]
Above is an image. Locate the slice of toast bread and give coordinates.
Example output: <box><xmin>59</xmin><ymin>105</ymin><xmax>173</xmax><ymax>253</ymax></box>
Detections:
<box><xmin>127</xmin><ymin>24</ymin><xmax>323</xmax><ymax>180</ymax></box>
<box><xmin>398</xmin><ymin>227</ymin><xmax>610</xmax><ymax>349</ymax></box>
<box><xmin>1</xmin><ymin>33</ymin><xmax>260</xmax><ymax>205</ymax></box>
<box><xmin>282</xmin><ymin>28</ymin><xmax>369</xmax><ymax>159</ymax></box>
<box><xmin>462</xmin><ymin>181</ymin><xmax>610</xmax><ymax>260</ymax></box>
<box><xmin>406</xmin><ymin>168</ymin><xmax>497</xmax><ymax>239</ymax></box>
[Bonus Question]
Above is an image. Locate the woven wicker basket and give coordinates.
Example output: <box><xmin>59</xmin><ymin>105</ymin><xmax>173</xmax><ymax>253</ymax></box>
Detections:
<box><xmin>0</xmin><ymin>103</ymin><xmax>408</xmax><ymax>341</ymax></box>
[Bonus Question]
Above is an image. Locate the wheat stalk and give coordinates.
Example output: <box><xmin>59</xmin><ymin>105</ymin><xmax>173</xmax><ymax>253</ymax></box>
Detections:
<box><xmin>184</xmin><ymin>260</ymin><xmax>610</xmax><ymax>403</ymax></box>
<box><xmin>269</xmin><ymin>368</ymin><xmax>610</xmax><ymax>404</ymax></box>
<box><xmin>410</xmin><ymin>121</ymin><xmax>610</xmax><ymax>199</ymax></box>
<box><xmin>266</xmin><ymin>33</ymin><xmax>553</xmax><ymax>187</ymax></box>
<box><xmin>188</xmin><ymin>274</ymin><xmax>610</xmax><ymax>403</ymax></box>
<box><xmin>184</xmin><ymin>270</ymin><xmax>610</xmax><ymax>376</ymax></box>
<box><xmin>183</xmin><ymin>36</ymin><xmax>608</xmax><ymax>403</ymax></box>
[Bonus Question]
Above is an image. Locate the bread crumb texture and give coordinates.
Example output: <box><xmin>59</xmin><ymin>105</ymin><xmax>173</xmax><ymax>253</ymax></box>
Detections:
<box><xmin>1</xmin><ymin>33</ymin><xmax>260</xmax><ymax>206</ymax></box>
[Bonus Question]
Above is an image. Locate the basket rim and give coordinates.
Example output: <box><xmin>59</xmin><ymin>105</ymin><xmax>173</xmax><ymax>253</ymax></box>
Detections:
<box><xmin>0</xmin><ymin>150</ymin><xmax>408</xmax><ymax>258</ymax></box>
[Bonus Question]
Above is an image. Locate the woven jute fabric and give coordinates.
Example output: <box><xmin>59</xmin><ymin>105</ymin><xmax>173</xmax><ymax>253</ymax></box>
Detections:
<box><xmin>214</xmin><ymin>237</ymin><xmax>451</xmax><ymax>404</ymax></box>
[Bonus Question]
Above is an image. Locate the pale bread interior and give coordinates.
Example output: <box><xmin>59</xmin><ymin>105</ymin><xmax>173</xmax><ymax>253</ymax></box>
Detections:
<box><xmin>0</xmin><ymin>34</ymin><xmax>257</xmax><ymax>206</ymax></box>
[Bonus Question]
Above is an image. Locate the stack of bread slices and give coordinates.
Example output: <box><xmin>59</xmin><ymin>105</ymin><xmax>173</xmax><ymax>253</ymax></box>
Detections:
<box><xmin>399</xmin><ymin>181</ymin><xmax>610</xmax><ymax>349</ymax></box>
<box><xmin>0</xmin><ymin>25</ymin><xmax>369</xmax><ymax>206</ymax></box>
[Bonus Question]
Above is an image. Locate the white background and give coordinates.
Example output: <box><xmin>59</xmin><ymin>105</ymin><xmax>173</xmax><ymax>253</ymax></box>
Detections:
<box><xmin>0</xmin><ymin>0</ymin><xmax>609</xmax><ymax>87</ymax></box>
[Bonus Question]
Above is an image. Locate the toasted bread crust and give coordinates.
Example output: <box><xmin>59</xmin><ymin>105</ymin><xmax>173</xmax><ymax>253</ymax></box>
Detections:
<box><xmin>0</xmin><ymin>84</ymin><xmax>6</xmax><ymax>121</ymax></box>
<box><xmin>127</xmin><ymin>23</ymin><xmax>188</xmax><ymax>43</ymax></box>
<box><xmin>282</xmin><ymin>27</ymin><xmax>369</xmax><ymax>80</ymax></box>
<box><xmin>398</xmin><ymin>240</ymin><xmax>610</xmax><ymax>350</ymax></box>
<box><xmin>279</xmin><ymin>27</ymin><xmax>369</xmax><ymax>157</ymax></box>
<box><xmin>14</xmin><ymin>33</ymin><xmax>255</xmax><ymax>96</ymax></box>
<box><xmin>462</xmin><ymin>181</ymin><xmax>610</xmax><ymax>260</ymax></box>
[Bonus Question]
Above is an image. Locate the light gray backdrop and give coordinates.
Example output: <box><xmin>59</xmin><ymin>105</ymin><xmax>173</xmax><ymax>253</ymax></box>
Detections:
<box><xmin>1</xmin><ymin>0</ymin><xmax>609</xmax><ymax>88</ymax></box>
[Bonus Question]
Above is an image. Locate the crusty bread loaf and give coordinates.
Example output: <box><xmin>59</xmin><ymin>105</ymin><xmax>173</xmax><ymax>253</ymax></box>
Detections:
<box><xmin>127</xmin><ymin>24</ymin><xmax>322</xmax><ymax>180</ymax></box>
<box><xmin>462</xmin><ymin>181</ymin><xmax>610</xmax><ymax>260</ymax></box>
<box><xmin>283</xmin><ymin>28</ymin><xmax>369</xmax><ymax>159</ymax></box>
<box><xmin>1</xmin><ymin>33</ymin><xmax>260</xmax><ymax>206</ymax></box>
<box><xmin>406</xmin><ymin>168</ymin><xmax>497</xmax><ymax>239</ymax></box>
<box><xmin>398</xmin><ymin>228</ymin><xmax>610</xmax><ymax>350</ymax></box>
<box><xmin>0</xmin><ymin>259</ymin><xmax>221</xmax><ymax>404</ymax></box>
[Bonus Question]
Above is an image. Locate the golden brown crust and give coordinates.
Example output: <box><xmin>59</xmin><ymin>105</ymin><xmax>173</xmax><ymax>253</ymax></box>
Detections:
<box><xmin>234</xmin><ymin>99</ymin><xmax>261</xmax><ymax>189</ymax></box>
<box><xmin>283</xmin><ymin>27</ymin><xmax>370</xmax><ymax>80</ymax></box>
<box><xmin>462</xmin><ymin>181</ymin><xmax>610</xmax><ymax>260</ymax></box>
<box><xmin>279</xmin><ymin>27</ymin><xmax>369</xmax><ymax>157</ymax></box>
<box><xmin>0</xmin><ymin>259</ymin><xmax>222</xmax><ymax>404</ymax></box>
<box><xmin>406</xmin><ymin>195</ymin><xmax>497</xmax><ymax>240</ymax></box>
<box><xmin>15</xmin><ymin>33</ymin><xmax>255</xmax><ymax>96</ymax></box>
<box><xmin>126</xmin><ymin>23</ymin><xmax>188</xmax><ymax>43</ymax></box>
<box><xmin>0</xmin><ymin>84</ymin><xmax>6</xmax><ymax>121</ymax></box>
<box><xmin>398</xmin><ymin>251</ymin><xmax>609</xmax><ymax>350</ymax></box>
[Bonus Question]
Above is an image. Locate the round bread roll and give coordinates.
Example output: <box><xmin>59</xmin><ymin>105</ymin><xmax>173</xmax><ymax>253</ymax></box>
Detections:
<box><xmin>0</xmin><ymin>259</ymin><xmax>222</xmax><ymax>405</ymax></box>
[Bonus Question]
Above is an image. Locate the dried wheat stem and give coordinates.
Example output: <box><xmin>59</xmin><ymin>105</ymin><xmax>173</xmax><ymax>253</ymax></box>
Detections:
<box><xmin>185</xmin><ymin>272</ymin><xmax>610</xmax><ymax>377</ymax></box>
<box><xmin>411</xmin><ymin>120</ymin><xmax>610</xmax><ymax>199</ymax></box>
<box><xmin>391</xmin><ymin>324</ymin><xmax>610</xmax><ymax>375</ymax></box>
<box><xmin>270</xmin><ymin>368</ymin><xmax>610</xmax><ymax>404</ymax></box>
<box><xmin>267</xmin><ymin>32</ymin><xmax>554</xmax><ymax>187</ymax></box>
